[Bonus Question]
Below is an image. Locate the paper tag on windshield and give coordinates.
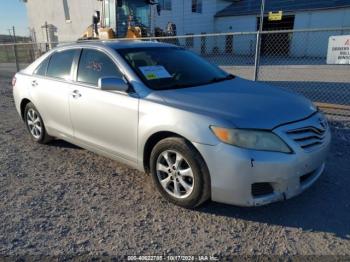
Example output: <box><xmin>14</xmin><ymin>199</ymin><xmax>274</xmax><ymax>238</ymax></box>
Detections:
<box><xmin>139</xmin><ymin>66</ymin><xmax>172</xmax><ymax>80</ymax></box>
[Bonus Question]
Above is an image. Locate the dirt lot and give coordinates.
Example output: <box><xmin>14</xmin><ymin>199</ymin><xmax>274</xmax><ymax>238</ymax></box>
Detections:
<box><xmin>0</xmin><ymin>75</ymin><xmax>350</xmax><ymax>259</ymax></box>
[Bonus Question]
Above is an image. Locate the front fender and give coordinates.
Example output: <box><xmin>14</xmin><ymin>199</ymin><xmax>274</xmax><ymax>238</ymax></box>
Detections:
<box><xmin>137</xmin><ymin>98</ymin><xmax>229</xmax><ymax>170</ymax></box>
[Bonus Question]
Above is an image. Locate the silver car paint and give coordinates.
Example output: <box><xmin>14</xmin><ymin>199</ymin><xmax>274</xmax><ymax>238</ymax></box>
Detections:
<box><xmin>194</xmin><ymin>112</ymin><xmax>331</xmax><ymax>206</ymax></box>
<box><xmin>13</xmin><ymin>41</ymin><xmax>331</xmax><ymax>206</ymax></box>
<box><xmin>153</xmin><ymin>78</ymin><xmax>316</xmax><ymax>129</ymax></box>
<box><xmin>31</xmin><ymin>76</ymin><xmax>74</xmax><ymax>139</ymax></box>
<box><xmin>69</xmin><ymin>84</ymin><xmax>139</xmax><ymax>162</ymax></box>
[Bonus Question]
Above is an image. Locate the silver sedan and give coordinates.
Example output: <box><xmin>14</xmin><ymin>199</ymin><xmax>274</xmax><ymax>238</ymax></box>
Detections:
<box><xmin>12</xmin><ymin>41</ymin><xmax>331</xmax><ymax>208</ymax></box>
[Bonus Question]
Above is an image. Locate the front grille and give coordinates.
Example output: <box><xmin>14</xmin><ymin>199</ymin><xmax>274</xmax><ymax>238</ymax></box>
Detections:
<box><xmin>252</xmin><ymin>183</ymin><xmax>274</xmax><ymax>197</ymax></box>
<box><xmin>286</xmin><ymin>125</ymin><xmax>327</xmax><ymax>151</ymax></box>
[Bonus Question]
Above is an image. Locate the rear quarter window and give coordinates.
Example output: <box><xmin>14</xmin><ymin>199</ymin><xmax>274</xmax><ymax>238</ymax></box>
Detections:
<box><xmin>33</xmin><ymin>56</ymin><xmax>50</xmax><ymax>76</ymax></box>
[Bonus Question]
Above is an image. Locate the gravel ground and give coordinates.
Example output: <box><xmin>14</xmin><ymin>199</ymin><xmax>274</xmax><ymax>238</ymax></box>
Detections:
<box><xmin>0</xmin><ymin>76</ymin><xmax>350</xmax><ymax>259</ymax></box>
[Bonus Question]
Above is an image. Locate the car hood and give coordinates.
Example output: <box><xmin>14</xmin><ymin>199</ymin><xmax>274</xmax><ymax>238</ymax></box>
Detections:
<box><xmin>151</xmin><ymin>77</ymin><xmax>316</xmax><ymax>129</ymax></box>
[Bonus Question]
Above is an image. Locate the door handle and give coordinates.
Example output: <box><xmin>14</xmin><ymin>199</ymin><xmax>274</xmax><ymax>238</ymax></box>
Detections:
<box><xmin>31</xmin><ymin>80</ymin><xmax>38</xmax><ymax>87</ymax></box>
<box><xmin>71</xmin><ymin>90</ymin><xmax>82</xmax><ymax>99</ymax></box>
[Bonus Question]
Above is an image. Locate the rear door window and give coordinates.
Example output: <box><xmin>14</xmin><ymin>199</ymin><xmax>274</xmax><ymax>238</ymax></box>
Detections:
<box><xmin>77</xmin><ymin>49</ymin><xmax>122</xmax><ymax>86</ymax></box>
<box><xmin>47</xmin><ymin>49</ymin><xmax>77</xmax><ymax>80</ymax></box>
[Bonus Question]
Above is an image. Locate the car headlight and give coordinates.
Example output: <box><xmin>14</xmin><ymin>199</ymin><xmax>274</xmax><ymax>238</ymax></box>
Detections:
<box><xmin>210</xmin><ymin>126</ymin><xmax>292</xmax><ymax>153</ymax></box>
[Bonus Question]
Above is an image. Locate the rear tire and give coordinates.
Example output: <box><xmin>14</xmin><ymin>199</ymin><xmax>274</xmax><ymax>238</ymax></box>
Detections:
<box><xmin>150</xmin><ymin>137</ymin><xmax>211</xmax><ymax>208</ymax></box>
<box><xmin>24</xmin><ymin>102</ymin><xmax>52</xmax><ymax>144</ymax></box>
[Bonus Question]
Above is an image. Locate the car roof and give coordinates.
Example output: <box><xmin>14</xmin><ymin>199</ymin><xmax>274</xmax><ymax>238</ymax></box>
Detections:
<box><xmin>57</xmin><ymin>40</ymin><xmax>177</xmax><ymax>50</ymax></box>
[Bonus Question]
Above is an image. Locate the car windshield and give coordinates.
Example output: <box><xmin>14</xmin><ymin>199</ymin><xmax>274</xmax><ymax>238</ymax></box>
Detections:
<box><xmin>117</xmin><ymin>47</ymin><xmax>233</xmax><ymax>90</ymax></box>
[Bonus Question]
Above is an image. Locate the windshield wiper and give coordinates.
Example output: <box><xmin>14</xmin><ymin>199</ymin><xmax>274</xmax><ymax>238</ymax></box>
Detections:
<box><xmin>158</xmin><ymin>74</ymin><xmax>235</xmax><ymax>90</ymax></box>
<box><xmin>161</xmin><ymin>83</ymin><xmax>194</xmax><ymax>90</ymax></box>
<box><xmin>209</xmin><ymin>74</ymin><xmax>235</xmax><ymax>83</ymax></box>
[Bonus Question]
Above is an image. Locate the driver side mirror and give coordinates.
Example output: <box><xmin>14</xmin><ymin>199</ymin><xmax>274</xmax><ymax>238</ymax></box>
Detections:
<box><xmin>98</xmin><ymin>77</ymin><xmax>129</xmax><ymax>92</ymax></box>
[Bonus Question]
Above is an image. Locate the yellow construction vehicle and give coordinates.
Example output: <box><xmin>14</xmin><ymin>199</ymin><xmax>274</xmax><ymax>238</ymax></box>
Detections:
<box><xmin>81</xmin><ymin>0</ymin><xmax>160</xmax><ymax>40</ymax></box>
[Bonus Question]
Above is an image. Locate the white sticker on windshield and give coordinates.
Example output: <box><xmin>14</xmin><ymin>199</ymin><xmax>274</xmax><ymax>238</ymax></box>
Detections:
<box><xmin>139</xmin><ymin>65</ymin><xmax>172</xmax><ymax>80</ymax></box>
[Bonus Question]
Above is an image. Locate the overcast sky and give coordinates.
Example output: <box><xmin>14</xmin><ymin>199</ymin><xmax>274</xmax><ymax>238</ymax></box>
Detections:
<box><xmin>0</xmin><ymin>0</ymin><xmax>29</xmax><ymax>36</ymax></box>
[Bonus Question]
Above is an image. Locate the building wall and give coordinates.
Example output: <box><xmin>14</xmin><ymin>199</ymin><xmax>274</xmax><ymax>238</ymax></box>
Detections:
<box><xmin>25</xmin><ymin>0</ymin><xmax>350</xmax><ymax>58</ymax></box>
<box><xmin>26</xmin><ymin>0</ymin><xmax>232</xmax><ymax>46</ymax></box>
<box><xmin>153</xmin><ymin>0</ymin><xmax>232</xmax><ymax>54</ymax></box>
<box><xmin>214</xmin><ymin>15</ymin><xmax>257</xmax><ymax>55</ymax></box>
<box><xmin>214</xmin><ymin>8</ymin><xmax>350</xmax><ymax>57</ymax></box>
<box><xmin>291</xmin><ymin>8</ymin><xmax>350</xmax><ymax>57</ymax></box>
<box><xmin>26</xmin><ymin>0</ymin><xmax>100</xmax><ymax>43</ymax></box>
<box><xmin>154</xmin><ymin>0</ymin><xmax>232</xmax><ymax>35</ymax></box>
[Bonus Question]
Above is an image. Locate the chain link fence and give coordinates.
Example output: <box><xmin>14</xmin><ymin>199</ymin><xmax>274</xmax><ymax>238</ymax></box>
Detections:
<box><xmin>0</xmin><ymin>42</ymin><xmax>47</xmax><ymax>78</ymax></box>
<box><xmin>256</xmin><ymin>28</ymin><xmax>350</xmax><ymax>121</ymax></box>
<box><xmin>1</xmin><ymin>28</ymin><xmax>349</xmax><ymax>120</ymax></box>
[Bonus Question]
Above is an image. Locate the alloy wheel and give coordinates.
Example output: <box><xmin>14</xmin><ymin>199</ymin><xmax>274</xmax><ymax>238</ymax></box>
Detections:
<box><xmin>26</xmin><ymin>108</ymin><xmax>42</xmax><ymax>139</ymax></box>
<box><xmin>156</xmin><ymin>150</ymin><xmax>194</xmax><ymax>199</ymax></box>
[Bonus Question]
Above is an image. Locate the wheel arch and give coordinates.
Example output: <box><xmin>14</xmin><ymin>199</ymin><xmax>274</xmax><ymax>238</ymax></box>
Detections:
<box><xmin>143</xmin><ymin>130</ymin><xmax>212</xmax><ymax>206</ymax></box>
<box><xmin>142</xmin><ymin>131</ymin><xmax>209</xmax><ymax>176</ymax></box>
<box><xmin>20</xmin><ymin>98</ymin><xmax>32</xmax><ymax>120</ymax></box>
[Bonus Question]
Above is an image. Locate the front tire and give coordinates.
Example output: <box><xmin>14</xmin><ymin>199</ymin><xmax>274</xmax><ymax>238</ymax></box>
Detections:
<box><xmin>24</xmin><ymin>102</ymin><xmax>52</xmax><ymax>144</ymax></box>
<box><xmin>150</xmin><ymin>137</ymin><xmax>211</xmax><ymax>208</ymax></box>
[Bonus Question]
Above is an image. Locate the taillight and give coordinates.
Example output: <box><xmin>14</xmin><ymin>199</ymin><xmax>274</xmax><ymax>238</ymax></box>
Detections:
<box><xmin>12</xmin><ymin>76</ymin><xmax>16</xmax><ymax>87</ymax></box>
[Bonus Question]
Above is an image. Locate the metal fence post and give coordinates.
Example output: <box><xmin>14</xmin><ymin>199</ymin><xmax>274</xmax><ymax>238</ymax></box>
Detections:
<box><xmin>253</xmin><ymin>32</ymin><xmax>262</xmax><ymax>81</ymax></box>
<box><xmin>253</xmin><ymin>0</ymin><xmax>265</xmax><ymax>81</ymax></box>
<box><xmin>12</xmin><ymin>26</ymin><xmax>20</xmax><ymax>72</ymax></box>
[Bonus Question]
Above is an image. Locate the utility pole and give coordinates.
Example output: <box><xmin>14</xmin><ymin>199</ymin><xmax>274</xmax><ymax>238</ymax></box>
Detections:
<box><xmin>8</xmin><ymin>29</ymin><xmax>13</xmax><ymax>40</ymax></box>
<box><xmin>12</xmin><ymin>26</ymin><xmax>20</xmax><ymax>72</ymax></box>
<box><xmin>253</xmin><ymin>0</ymin><xmax>265</xmax><ymax>81</ymax></box>
<box><xmin>6</xmin><ymin>29</ymin><xmax>12</xmax><ymax>62</ymax></box>
<box><xmin>41</xmin><ymin>21</ymin><xmax>50</xmax><ymax>51</ymax></box>
<box><xmin>28</xmin><ymin>27</ymin><xmax>36</xmax><ymax>61</ymax></box>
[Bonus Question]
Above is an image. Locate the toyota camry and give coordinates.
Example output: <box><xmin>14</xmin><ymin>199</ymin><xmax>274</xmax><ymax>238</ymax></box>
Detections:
<box><xmin>12</xmin><ymin>41</ymin><xmax>331</xmax><ymax>208</ymax></box>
